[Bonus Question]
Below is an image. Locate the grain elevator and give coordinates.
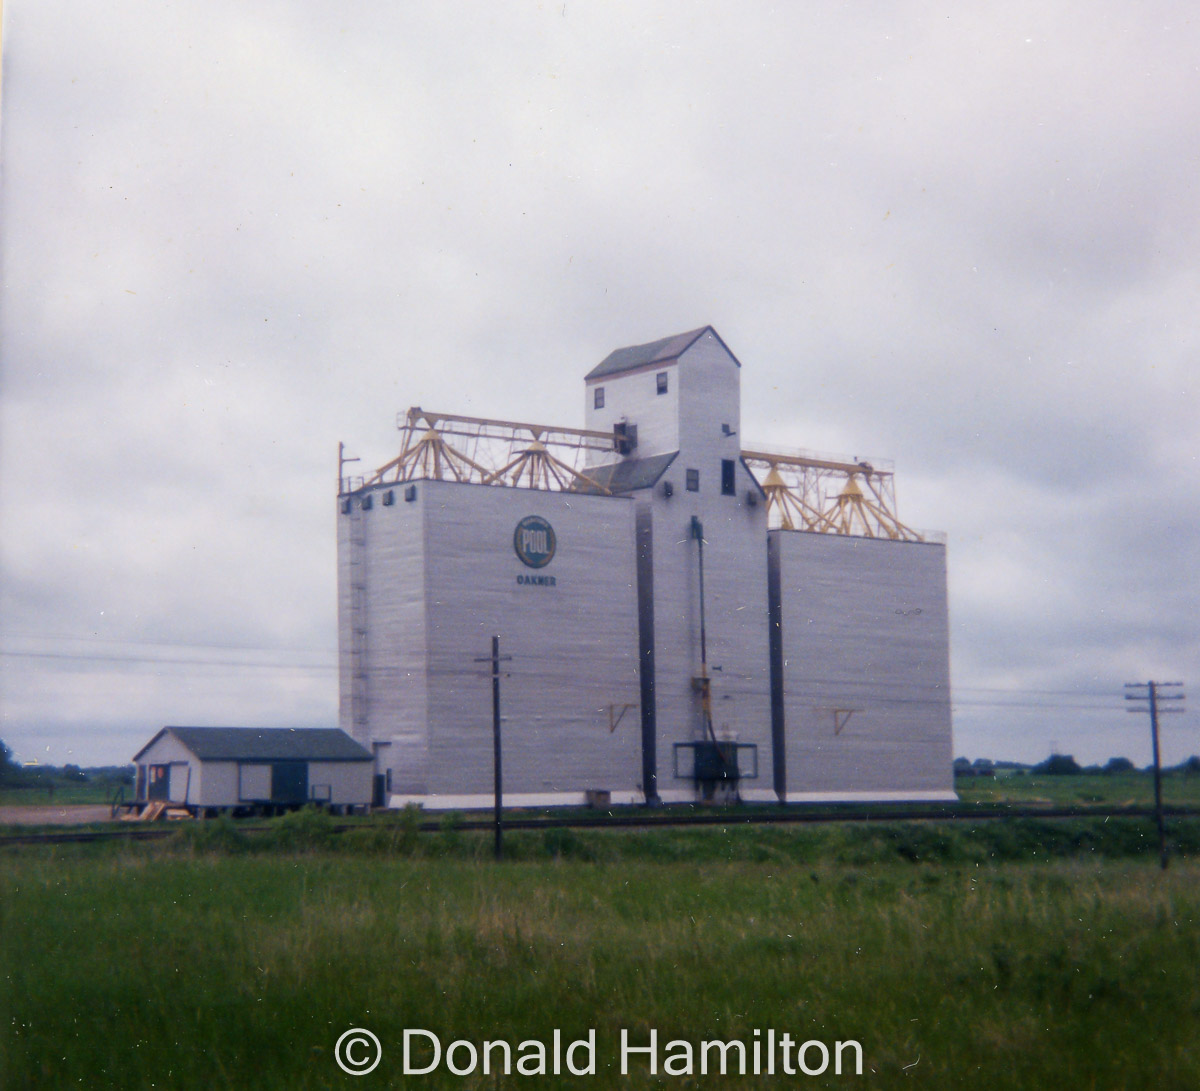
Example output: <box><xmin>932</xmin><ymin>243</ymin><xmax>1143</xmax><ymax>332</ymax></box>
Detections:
<box><xmin>337</xmin><ymin>327</ymin><xmax>954</xmax><ymax>808</ymax></box>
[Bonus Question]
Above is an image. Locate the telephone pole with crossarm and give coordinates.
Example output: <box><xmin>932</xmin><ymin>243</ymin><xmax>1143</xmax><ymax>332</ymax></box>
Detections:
<box><xmin>1125</xmin><ymin>680</ymin><xmax>1187</xmax><ymax>870</ymax></box>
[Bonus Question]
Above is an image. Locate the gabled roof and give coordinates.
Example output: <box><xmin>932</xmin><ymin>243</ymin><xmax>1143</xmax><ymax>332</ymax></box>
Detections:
<box><xmin>585</xmin><ymin>325</ymin><xmax>739</xmax><ymax>381</ymax></box>
<box><xmin>134</xmin><ymin>727</ymin><xmax>372</xmax><ymax>763</ymax></box>
<box><xmin>573</xmin><ymin>452</ymin><xmax>678</xmax><ymax>494</ymax></box>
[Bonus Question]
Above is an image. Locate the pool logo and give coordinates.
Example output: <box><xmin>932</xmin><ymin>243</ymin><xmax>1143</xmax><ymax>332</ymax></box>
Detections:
<box><xmin>514</xmin><ymin>515</ymin><xmax>556</xmax><ymax>568</ymax></box>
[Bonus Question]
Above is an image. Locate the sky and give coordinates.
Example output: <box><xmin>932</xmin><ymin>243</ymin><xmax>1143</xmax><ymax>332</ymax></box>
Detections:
<box><xmin>1</xmin><ymin>1</ymin><xmax>1197</xmax><ymax>769</ymax></box>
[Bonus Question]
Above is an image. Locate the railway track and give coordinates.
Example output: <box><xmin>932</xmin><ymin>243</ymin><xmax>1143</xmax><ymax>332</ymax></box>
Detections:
<box><xmin>3</xmin><ymin>803</ymin><xmax>1199</xmax><ymax>847</ymax></box>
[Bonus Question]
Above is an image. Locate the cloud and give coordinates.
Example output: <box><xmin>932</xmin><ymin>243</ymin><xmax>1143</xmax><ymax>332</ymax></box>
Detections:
<box><xmin>2</xmin><ymin>1</ymin><xmax>1197</xmax><ymax>766</ymax></box>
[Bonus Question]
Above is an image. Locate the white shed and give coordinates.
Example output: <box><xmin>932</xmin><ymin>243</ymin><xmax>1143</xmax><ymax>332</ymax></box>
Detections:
<box><xmin>131</xmin><ymin>727</ymin><xmax>374</xmax><ymax>814</ymax></box>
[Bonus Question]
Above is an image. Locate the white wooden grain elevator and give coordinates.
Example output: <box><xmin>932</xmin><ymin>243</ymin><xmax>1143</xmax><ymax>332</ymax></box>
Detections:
<box><xmin>337</xmin><ymin>328</ymin><xmax>954</xmax><ymax>808</ymax></box>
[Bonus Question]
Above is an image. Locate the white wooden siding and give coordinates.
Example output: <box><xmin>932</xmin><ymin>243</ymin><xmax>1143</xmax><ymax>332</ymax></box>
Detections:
<box><xmin>770</xmin><ymin>530</ymin><xmax>954</xmax><ymax>798</ymax></box>
<box><xmin>238</xmin><ymin>763</ymin><xmax>272</xmax><ymax>801</ymax></box>
<box><xmin>200</xmin><ymin>762</ymin><xmax>238</xmax><ymax>806</ymax></box>
<box><xmin>584</xmin><ymin>362</ymin><xmax>679</xmax><ymax>460</ymax></box>
<box><xmin>308</xmin><ymin>760</ymin><xmax>372</xmax><ymax>805</ymax></box>
<box><xmin>340</xmin><ymin>480</ymin><xmax>643</xmax><ymax>799</ymax></box>
<box><xmin>337</xmin><ymin>485</ymin><xmax>430</xmax><ymax>789</ymax></box>
<box><xmin>421</xmin><ymin>483</ymin><xmax>642</xmax><ymax>797</ymax></box>
<box><xmin>638</xmin><ymin>333</ymin><xmax>772</xmax><ymax>798</ymax></box>
<box><xmin>136</xmin><ymin>733</ymin><xmax>199</xmax><ymax>803</ymax></box>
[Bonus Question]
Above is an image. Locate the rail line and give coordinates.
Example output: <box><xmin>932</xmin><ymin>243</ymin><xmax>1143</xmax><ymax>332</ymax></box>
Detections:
<box><xmin>3</xmin><ymin>803</ymin><xmax>1199</xmax><ymax>847</ymax></box>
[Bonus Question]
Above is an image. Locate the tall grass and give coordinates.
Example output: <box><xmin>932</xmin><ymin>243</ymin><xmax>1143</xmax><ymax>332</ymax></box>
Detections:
<box><xmin>3</xmin><ymin>825</ymin><xmax>1199</xmax><ymax>1089</ymax></box>
<box><xmin>173</xmin><ymin>808</ymin><xmax>1200</xmax><ymax>865</ymax></box>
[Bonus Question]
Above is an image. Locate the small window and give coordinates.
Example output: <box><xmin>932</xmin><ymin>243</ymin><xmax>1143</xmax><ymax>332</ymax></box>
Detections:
<box><xmin>656</xmin><ymin>371</ymin><xmax>669</xmax><ymax>395</ymax></box>
<box><xmin>361</xmin><ymin>494</ymin><xmax>373</xmax><ymax>511</ymax></box>
<box><xmin>686</xmin><ymin>468</ymin><xmax>700</xmax><ymax>492</ymax></box>
<box><xmin>721</xmin><ymin>459</ymin><xmax>736</xmax><ymax>496</ymax></box>
<box><xmin>594</xmin><ymin>386</ymin><xmax>605</xmax><ymax>409</ymax></box>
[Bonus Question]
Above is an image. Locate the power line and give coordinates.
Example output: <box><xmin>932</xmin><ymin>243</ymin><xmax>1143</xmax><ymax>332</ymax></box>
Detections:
<box><xmin>0</xmin><ymin>631</ymin><xmax>336</xmax><ymax>654</ymax></box>
<box><xmin>0</xmin><ymin>650</ymin><xmax>335</xmax><ymax>671</ymax></box>
<box><xmin>0</xmin><ymin>634</ymin><xmax>1137</xmax><ymax>698</ymax></box>
<box><xmin>0</xmin><ymin>651</ymin><xmax>1164</xmax><ymax>712</ymax></box>
<box><xmin>1</xmin><ymin>642</ymin><xmax>1188</xmax><ymax>722</ymax></box>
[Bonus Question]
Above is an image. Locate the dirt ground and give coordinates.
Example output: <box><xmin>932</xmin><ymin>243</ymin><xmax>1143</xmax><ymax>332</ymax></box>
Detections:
<box><xmin>0</xmin><ymin>804</ymin><xmax>112</xmax><ymax>826</ymax></box>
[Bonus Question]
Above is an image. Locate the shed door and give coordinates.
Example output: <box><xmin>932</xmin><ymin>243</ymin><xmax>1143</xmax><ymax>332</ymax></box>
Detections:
<box><xmin>271</xmin><ymin>762</ymin><xmax>308</xmax><ymax>804</ymax></box>
<box><xmin>148</xmin><ymin>765</ymin><xmax>171</xmax><ymax>802</ymax></box>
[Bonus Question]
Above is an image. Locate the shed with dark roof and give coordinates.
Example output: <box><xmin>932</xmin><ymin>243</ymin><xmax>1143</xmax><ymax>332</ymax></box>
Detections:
<box><xmin>132</xmin><ymin>727</ymin><xmax>374</xmax><ymax>812</ymax></box>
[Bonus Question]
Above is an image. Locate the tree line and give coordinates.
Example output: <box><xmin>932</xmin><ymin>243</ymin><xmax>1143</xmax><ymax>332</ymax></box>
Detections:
<box><xmin>954</xmin><ymin>754</ymin><xmax>1200</xmax><ymax>777</ymax></box>
<box><xmin>0</xmin><ymin>738</ymin><xmax>133</xmax><ymax>792</ymax></box>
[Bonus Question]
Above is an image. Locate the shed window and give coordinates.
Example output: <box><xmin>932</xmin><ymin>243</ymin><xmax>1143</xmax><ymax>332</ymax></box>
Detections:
<box><xmin>594</xmin><ymin>386</ymin><xmax>605</xmax><ymax>409</ymax></box>
<box><xmin>721</xmin><ymin>459</ymin><xmax>736</xmax><ymax>496</ymax></box>
<box><xmin>656</xmin><ymin>371</ymin><xmax>669</xmax><ymax>395</ymax></box>
<box><xmin>686</xmin><ymin>468</ymin><xmax>700</xmax><ymax>492</ymax></box>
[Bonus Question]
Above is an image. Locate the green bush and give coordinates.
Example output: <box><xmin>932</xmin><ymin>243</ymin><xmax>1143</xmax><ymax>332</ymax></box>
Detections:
<box><xmin>173</xmin><ymin>813</ymin><xmax>248</xmax><ymax>854</ymax></box>
<box><xmin>343</xmin><ymin>802</ymin><xmax>425</xmax><ymax>856</ymax></box>
<box><xmin>269</xmin><ymin>805</ymin><xmax>335</xmax><ymax>852</ymax></box>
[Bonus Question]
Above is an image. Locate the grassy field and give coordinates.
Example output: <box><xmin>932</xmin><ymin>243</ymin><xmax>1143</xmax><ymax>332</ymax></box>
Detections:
<box><xmin>952</xmin><ymin>771</ymin><xmax>1200</xmax><ymax>808</ymax></box>
<box><xmin>3</xmin><ymin>818</ymin><xmax>1200</xmax><ymax>1090</ymax></box>
<box><xmin>0</xmin><ymin>782</ymin><xmax>122</xmax><ymax>806</ymax></box>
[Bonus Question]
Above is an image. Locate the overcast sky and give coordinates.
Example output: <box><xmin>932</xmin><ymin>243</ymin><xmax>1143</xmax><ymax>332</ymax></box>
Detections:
<box><xmin>2</xmin><ymin>1</ymin><xmax>1197</xmax><ymax>769</ymax></box>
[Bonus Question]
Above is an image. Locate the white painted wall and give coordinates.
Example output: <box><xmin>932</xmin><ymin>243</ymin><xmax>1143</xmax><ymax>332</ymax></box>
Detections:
<box><xmin>135</xmin><ymin>731</ymin><xmax>198</xmax><ymax>803</ymax></box>
<box><xmin>675</xmin><ymin>331</ymin><xmax>743</xmax><ymax>488</ymax></box>
<box><xmin>339</xmin><ymin>479</ymin><xmax>643</xmax><ymax>801</ymax></box>
<box><xmin>584</xmin><ymin>361</ymin><xmax>679</xmax><ymax>460</ymax></box>
<box><xmin>422</xmin><ymin>483</ymin><xmax>641</xmax><ymax>798</ymax></box>
<box><xmin>336</xmin><ymin>497</ymin><xmax>358</xmax><ymax>735</ymax></box>
<box><xmin>634</xmin><ymin>334</ymin><xmax>773</xmax><ymax>801</ymax></box>
<box><xmin>337</xmin><ymin>484</ymin><xmax>430</xmax><ymax>790</ymax></box>
<box><xmin>201</xmin><ymin>762</ymin><xmax>238</xmax><ymax>806</ymax></box>
<box><xmin>228</xmin><ymin>760</ymin><xmax>370</xmax><ymax>806</ymax></box>
<box><xmin>769</xmin><ymin>530</ymin><xmax>955</xmax><ymax>799</ymax></box>
<box><xmin>238</xmin><ymin>763</ymin><xmax>272</xmax><ymax>801</ymax></box>
<box><xmin>308</xmin><ymin>760</ymin><xmax>373</xmax><ymax>805</ymax></box>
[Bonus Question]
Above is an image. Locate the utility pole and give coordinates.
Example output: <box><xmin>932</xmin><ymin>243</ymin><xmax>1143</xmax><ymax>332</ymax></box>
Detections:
<box><xmin>1125</xmin><ymin>680</ymin><xmax>1187</xmax><ymax>870</ymax></box>
<box><xmin>475</xmin><ymin>637</ymin><xmax>511</xmax><ymax>860</ymax></box>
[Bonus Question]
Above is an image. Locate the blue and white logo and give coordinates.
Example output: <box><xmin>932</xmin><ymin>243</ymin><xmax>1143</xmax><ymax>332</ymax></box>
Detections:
<box><xmin>514</xmin><ymin>515</ymin><xmax>556</xmax><ymax>568</ymax></box>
